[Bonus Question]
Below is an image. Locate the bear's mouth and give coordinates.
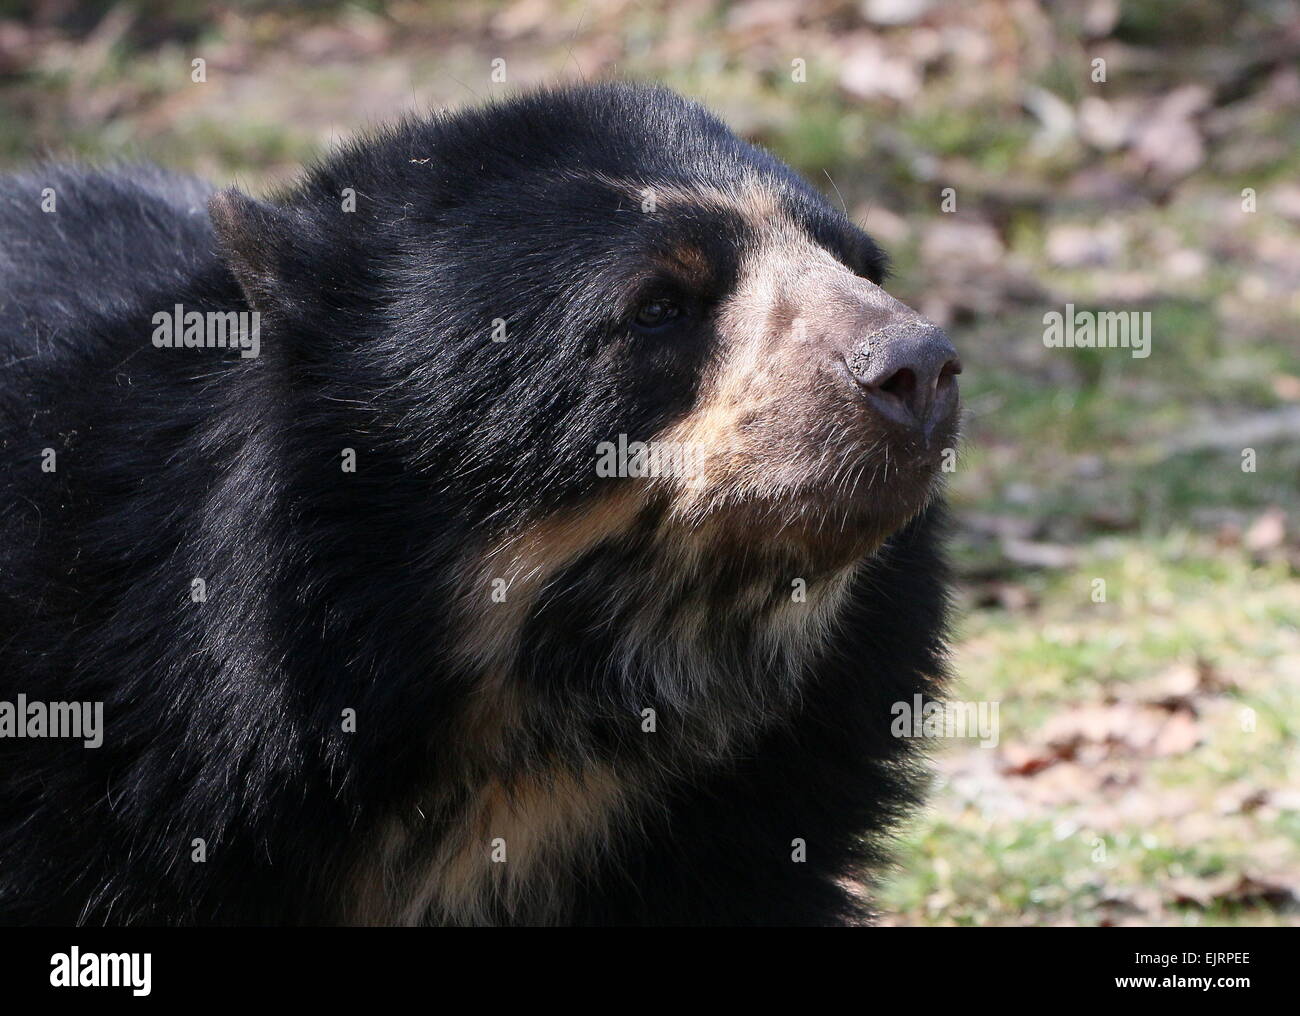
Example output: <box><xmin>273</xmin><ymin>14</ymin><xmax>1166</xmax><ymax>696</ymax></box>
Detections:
<box><xmin>640</xmin><ymin>374</ymin><xmax>958</xmax><ymax>566</ymax></box>
<box><xmin>786</xmin><ymin>462</ymin><xmax>947</xmax><ymax>557</ymax></box>
<box><xmin>650</xmin><ymin>440</ymin><xmax>951</xmax><ymax>569</ymax></box>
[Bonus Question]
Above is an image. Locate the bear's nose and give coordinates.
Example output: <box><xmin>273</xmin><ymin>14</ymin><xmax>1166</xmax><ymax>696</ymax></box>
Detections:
<box><xmin>845</xmin><ymin>321</ymin><xmax>961</xmax><ymax>436</ymax></box>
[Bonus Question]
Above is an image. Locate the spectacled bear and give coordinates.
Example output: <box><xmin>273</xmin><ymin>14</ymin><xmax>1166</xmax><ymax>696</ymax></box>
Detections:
<box><xmin>0</xmin><ymin>82</ymin><xmax>960</xmax><ymax>926</ymax></box>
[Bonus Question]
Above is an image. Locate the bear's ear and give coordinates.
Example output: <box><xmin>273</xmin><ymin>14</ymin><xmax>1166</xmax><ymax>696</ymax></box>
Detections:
<box><xmin>208</xmin><ymin>188</ymin><xmax>295</xmax><ymax>312</ymax></box>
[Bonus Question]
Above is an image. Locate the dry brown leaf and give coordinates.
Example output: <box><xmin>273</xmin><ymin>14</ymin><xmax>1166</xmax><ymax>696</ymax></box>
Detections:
<box><xmin>1245</xmin><ymin>507</ymin><xmax>1287</xmax><ymax>553</ymax></box>
<box><xmin>1167</xmin><ymin>873</ymin><xmax>1297</xmax><ymax>909</ymax></box>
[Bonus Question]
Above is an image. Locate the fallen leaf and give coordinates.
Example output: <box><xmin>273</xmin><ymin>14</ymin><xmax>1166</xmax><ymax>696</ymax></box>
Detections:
<box><xmin>1244</xmin><ymin>507</ymin><xmax>1287</xmax><ymax>553</ymax></box>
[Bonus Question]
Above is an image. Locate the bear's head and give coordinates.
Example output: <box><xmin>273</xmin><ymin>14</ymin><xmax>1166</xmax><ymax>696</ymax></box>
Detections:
<box><xmin>207</xmin><ymin>85</ymin><xmax>959</xmax><ymax>712</ymax></box>
<box><xmin>209</xmin><ymin>84</ymin><xmax>959</xmax><ymax>574</ymax></box>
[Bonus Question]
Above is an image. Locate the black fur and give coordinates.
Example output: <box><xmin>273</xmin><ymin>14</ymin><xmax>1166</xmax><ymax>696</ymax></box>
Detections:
<box><xmin>0</xmin><ymin>83</ymin><xmax>949</xmax><ymax>925</ymax></box>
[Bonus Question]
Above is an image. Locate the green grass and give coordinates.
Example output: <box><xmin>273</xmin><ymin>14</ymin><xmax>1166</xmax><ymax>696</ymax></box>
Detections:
<box><xmin>881</xmin><ymin>535</ymin><xmax>1300</xmax><ymax>925</ymax></box>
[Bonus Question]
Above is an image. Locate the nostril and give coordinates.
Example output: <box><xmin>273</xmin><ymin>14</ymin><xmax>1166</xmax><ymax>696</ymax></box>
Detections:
<box><xmin>880</xmin><ymin>367</ymin><xmax>917</xmax><ymax>400</ymax></box>
<box><xmin>939</xmin><ymin>358</ymin><xmax>963</xmax><ymax>381</ymax></box>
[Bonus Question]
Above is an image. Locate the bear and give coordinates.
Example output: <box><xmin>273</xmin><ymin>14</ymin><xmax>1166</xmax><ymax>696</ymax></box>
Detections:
<box><xmin>0</xmin><ymin>82</ymin><xmax>960</xmax><ymax>926</ymax></box>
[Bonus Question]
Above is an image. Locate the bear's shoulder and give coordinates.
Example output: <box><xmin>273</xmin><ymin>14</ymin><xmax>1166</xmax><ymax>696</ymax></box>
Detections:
<box><xmin>0</xmin><ymin>165</ymin><xmax>217</xmax><ymax>358</ymax></box>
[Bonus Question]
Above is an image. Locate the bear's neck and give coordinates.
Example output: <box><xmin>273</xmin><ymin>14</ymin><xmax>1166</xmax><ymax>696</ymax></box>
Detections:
<box><xmin>347</xmin><ymin>522</ymin><xmax>863</xmax><ymax>925</ymax></box>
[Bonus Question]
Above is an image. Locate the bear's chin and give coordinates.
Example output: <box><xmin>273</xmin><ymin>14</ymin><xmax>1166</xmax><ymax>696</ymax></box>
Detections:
<box><xmin>785</xmin><ymin>497</ymin><xmax>935</xmax><ymax>568</ymax></box>
<box><xmin>701</xmin><ymin>473</ymin><xmax>940</xmax><ymax>573</ymax></box>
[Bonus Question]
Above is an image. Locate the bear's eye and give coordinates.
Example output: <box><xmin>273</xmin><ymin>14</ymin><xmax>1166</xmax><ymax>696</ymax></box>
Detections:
<box><xmin>633</xmin><ymin>299</ymin><xmax>682</xmax><ymax>330</ymax></box>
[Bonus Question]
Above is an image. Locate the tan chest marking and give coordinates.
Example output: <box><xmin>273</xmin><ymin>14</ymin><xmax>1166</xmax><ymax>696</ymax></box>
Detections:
<box><xmin>453</xmin><ymin>488</ymin><xmax>646</xmax><ymax>674</ymax></box>
<box><xmin>352</xmin><ymin>759</ymin><xmax>629</xmax><ymax>926</ymax></box>
<box><xmin>402</xmin><ymin>761</ymin><xmax>628</xmax><ymax>925</ymax></box>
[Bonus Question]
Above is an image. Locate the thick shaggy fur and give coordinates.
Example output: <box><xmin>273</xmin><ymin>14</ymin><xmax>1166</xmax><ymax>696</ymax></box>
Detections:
<box><xmin>0</xmin><ymin>83</ymin><xmax>952</xmax><ymax>925</ymax></box>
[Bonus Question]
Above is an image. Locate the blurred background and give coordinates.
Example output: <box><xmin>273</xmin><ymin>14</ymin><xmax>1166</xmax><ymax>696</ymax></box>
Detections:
<box><xmin>2</xmin><ymin>0</ymin><xmax>1296</xmax><ymax>925</ymax></box>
